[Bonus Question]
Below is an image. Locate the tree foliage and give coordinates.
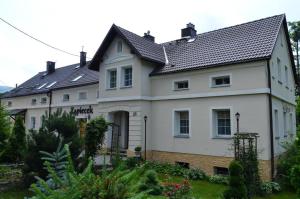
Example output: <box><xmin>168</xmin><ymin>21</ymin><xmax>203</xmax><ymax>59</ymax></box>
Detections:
<box><xmin>84</xmin><ymin>117</ymin><xmax>108</xmax><ymax>160</ymax></box>
<box><xmin>223</xmin><ymin>160</ymin><xmax>247</xmax><ymax>199</ymax></box>
<box><xmin>0</xmin><ymin>103</ymin><xmax>11</xmax><ymax>153</ymax></box>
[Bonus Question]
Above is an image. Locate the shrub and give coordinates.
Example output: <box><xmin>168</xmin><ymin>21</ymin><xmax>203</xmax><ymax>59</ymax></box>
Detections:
<box><xmin>84</xmin><ymin>117</ymin><xmax>108</xmax><ymax>160</ymax></box>
<box><xmin>223</xmin><ymin>160</ymin><xmax>247</xmax><ymax>199</ymax></box>
<box><xmin>260</xmin><ymin>181</ymin><xmax>281</xmax><ymax>195</ymax></box>
<box><xmin>134</xmin><ymin>146</ymin><xmax>142</xmax><ymax>152</ymax></box>
<box><xmin>184</xmin><ymin>168</ymin><xmax>207</xmax><ymax>180</ymax></box>
<box><xmin>139</xmin><ymin>170</ymin><xmax>163</xmax><ymax>195</ymax></box>
<box><xmin>208</xmin><ymin>175</ymin><xmax>228</xmax><ymax>185</ymax></box>
<box><xmin>290</xmin><ymin>165</ymin><xmax>300</xmax><ymax>196</ymax></box>
<box><xmin>125</xmin><ymin>157</ymin><xmax>141</xmax><ymax>169</ymax></box>
<box><xmin>0</xmin><ymin>103</ymin><xmax>10</xmax><ymax>153</ymax></box>
<box><xmin>1</xmin><ymin>115</ymin><xmax>26</xmax><ymax>163</ymax></box>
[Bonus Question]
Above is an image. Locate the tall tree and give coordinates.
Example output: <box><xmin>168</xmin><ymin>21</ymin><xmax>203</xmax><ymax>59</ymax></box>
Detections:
<box><xmin>288</xmin><ymin>21</ymin><xmax>300</xmax><ymax>78</ymax></box>
<box><xmin>0</xmin><ymin>103</ymin><xmax>11</xmax><ymax>153</ymax></box>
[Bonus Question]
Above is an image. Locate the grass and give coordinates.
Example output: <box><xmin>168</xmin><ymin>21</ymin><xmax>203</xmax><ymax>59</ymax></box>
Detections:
<box><xmin>0</xmin><ymin>187</ymin><xmax>32</xmax><ymax>199</ymax></box>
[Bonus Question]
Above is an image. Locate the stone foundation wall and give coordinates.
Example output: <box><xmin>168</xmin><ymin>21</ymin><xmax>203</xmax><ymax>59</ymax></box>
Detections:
<box><xmin>150</xmin><ymin>150</ymin><xmax>272</xmax><ymax>181</ymax></box>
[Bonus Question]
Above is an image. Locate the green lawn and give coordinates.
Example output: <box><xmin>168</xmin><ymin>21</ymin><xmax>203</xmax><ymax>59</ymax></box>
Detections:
<box><xmin>0</xmin><ymin>178</ymin><xmax>297</xmax><ymax>199</ymax></box>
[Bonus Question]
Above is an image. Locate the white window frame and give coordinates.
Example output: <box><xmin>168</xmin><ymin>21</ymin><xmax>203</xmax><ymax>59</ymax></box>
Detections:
<box><xmin>31</xmin><ymin>98</ymin><xmax>37</xmax><ymax>105</ymax></box>
<box><xmin>117</xmin><ymin>40</ymin><xmax>123</xmax><ymax>53</ymax></box>
<box><xmin>41</xmin><ymin>97</ymin><xmax>47</xmax><ymax>104</ymax></box>
<box><xmin>289</xmin><ymin>112</ymin><xmax>294</xmax><ymax>135</ymax></box>
<box><xmin>121</xmin><ymin>66</ymin><xmax>133</xmax><ymax>88</ymax></box>
<box><xmin>78</xmin><ymin>91</ymin><xmax>87</xmax><ymax>100</ymax></box>
<box><xmin>210</xmin><ymin>107</ymin><xmax>233</xmax><ymax>138</ymax></box>
<box><xmin>63</xmin><ymin>94</ymin><xmax>70</xmax><ymax>102</ymax></box>
<box><xmin>172</xmin><ymin>108</ymin><xmax>191</xmax><ymax>138</ymax></box>
<box><xmin>7</xmin><ymin>101</ymin><xmax>12</xmax><ymax>107</ymax></box>
<box><xmin>106</xmin><ymin>68</ymin><xmax>117</xmax><ymax>89</ymax></box>
<box><xmin>173</xmin><ymin>79</ymin><xmax>189</xmax><ymax>91</ymax></box>
<box><xmin>30</xmin><ymin>116</ymin><xmax>36</xmax><ymax>129</ymax></box>
<box><xmin>210</xmin><ymin>74</ymin><xmax>232</xmax><ymax>88</ymax></box>
<box><xmin>283</xmin><ymin>111</ymin><xmax>287</xmax><ymax>137</ymax></box>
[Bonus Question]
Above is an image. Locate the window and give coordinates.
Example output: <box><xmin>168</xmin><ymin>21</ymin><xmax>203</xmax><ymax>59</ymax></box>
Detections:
<box><xmin>274</xmin><ymin>109</ymin><xmax>279</xmax><ymax>138</ymax></box>
<box><xmin>37</xmin><ymin>83</ymin><xmax>47</xmax><ymax>89</ymax></box>
<box><xmin>30</xmin><ymin>117</ymin><xmax>36</xmax><ymax>129</ymax></box>
<box><xmin>283</xmin><ymin>111</ymin><xmax>287</xmax><ymax>137</ymax></box>
<box><xmin>122</xmin><ymin>67</ymin><xmax>132</xmax><ymax>87</ymax></box>
<box><xmin>63</xmin><ymin>94</ymin><xmax>70</xmax><ymax>102</ymax></box>
<box><xmin>117</xmin><ymin>41</ymin><xmax>122</xmax><ymax>53</ymax></box>
<box><xmin>211</xmin><ymin>75</ymin><xmax>230</xmax><ymax>87</ymax></box>
<box><xmin>31</xmin><ymin>98</ymin><xmax>37</xmax><ymax>105</ymax></box>
<box><xmin>285</xmin><ymin>66</ymin><xmax>288</xmax><ymax>88</ymax></box>
<box><xmin>175</xmin><ymin>162</ymin><xmax>190</xmax><ymax>169</ymax></box>
<box><xmin>174</xmin><ymin>110</ymin><xmax>190</xmax><ymax>137</ymax></box>
<box><xmin>72</xmin><ymin>74</ymin><xmax>84</xmax><ymax>82</ymax></box>
<box><xmin>277</xmin><ymin>58</ymin><xmax>282</xmax><ymax>83</ymax></box>
<box><xmin>7</xmin><ymin>101</ymin><xmax>12</xmax><ymax>107</ymax></box>
<box><xmin>107</xmin><ymin>69</ymin><xmax>117</xmax><ymax>89</ymax></box>
<box><xmin>213</xmin><ymin>109</ymin><xmax>231</xmax><ymax>137</ymax></box>
<box><xmin>46</xmin><ymin>81</ymin><xmax>57</xmax><ymax>88</ymax></box>
<box><xmin>174</xmin><ymin>80</ymin><xmax>189</xmax><ymax>90</ymax></box>
<box><xmin>289</xmin><ymin>113</ymin><xmax>294</xmax><ymax>135</ymax></box>
<box><xmin>214</xmin><ymin>167</ymin><xmax>229</xmax><ymax>176</ymax></box>
<box><xmin>78</xmin><ymin>92</ymin><xmax>87</xmax><ymax>100</ymax></box>
<box><xmin>41</xmin><ymin>97</ymin><xmax>47</xmax><ymax>104</ymax></box>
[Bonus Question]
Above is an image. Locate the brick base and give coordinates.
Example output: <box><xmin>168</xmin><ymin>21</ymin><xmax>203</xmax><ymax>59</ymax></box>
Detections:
<box><xmin>150</xmin><ymin>150</ymin><xmax>272</xmax><ymax>181</ymax></box>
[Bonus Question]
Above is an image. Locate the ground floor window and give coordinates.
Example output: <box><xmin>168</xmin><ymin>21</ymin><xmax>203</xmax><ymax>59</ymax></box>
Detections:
<box><xmin>212</xmin><ymin>109</ymin><xmax>231</xmax><ymax>137</ymax></box>
<box><xmin>30</xmin><ymin>117</ymin><xmax>36</xmax><ymax>129</ymax></box>
<box><xmin>173</xmin><ymin>109</ymin><xmax>190</xmax><ymax>137</ymax></box>
<box><xmin>214</xmin><ymin>166</ymin><xmax>229</xmax><ymax>175</ymax></box>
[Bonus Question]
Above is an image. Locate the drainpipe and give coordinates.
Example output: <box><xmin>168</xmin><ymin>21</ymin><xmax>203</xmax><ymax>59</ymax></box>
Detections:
<box><xmin>267</xmin><ymin>60</ymin><xmax>275</xmax><ymax>180</ymax></box>
<box><xmin>47</xmin><ymin>90</ymin><xmax>52</xmax><ymax>117</ymax></box>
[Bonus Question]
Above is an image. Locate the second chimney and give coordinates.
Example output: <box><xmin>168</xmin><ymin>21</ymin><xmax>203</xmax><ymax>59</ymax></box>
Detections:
<box><xmin>80</xmin><ymin>51</ymin><xmax>87</xmax><ymax>67</ymax></box>
<box><xmin>143</xmin><ymin>31</ymin><xmax>155</xmax><ymax>42</ymax></box>
<box><xmin>181</xmin><ymin>23</ymin><xmax>197</xmax><ymax>38</ymax></box>
<box><xmin>46</xmin><ymin>61</ymin><xmax>55</xmax><ymax>74</ymax></box>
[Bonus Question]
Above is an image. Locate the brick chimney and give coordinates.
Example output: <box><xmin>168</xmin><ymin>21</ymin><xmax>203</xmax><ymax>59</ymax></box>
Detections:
<box><xmin>80</xmin><ymin>51</ymin><xmax>87</xmax><ymax>67</ymax></box>
<box><xmin>46</xmin><ymin>61</ymin><xmax>55</xmax><ymax>74</ymax></box>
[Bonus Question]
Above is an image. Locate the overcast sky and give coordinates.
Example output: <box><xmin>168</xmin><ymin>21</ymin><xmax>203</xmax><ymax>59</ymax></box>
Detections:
<box><xmin>0</xmin><ymin>0</ymin><xmax>299</xmax><ymax>87</ymax></box>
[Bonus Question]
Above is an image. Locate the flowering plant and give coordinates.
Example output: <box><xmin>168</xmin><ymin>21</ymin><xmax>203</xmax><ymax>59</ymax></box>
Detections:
<box><xmin>162</xmin><ymin>179</ymin><xmax>192</xmax><ymax>199</ymax></box>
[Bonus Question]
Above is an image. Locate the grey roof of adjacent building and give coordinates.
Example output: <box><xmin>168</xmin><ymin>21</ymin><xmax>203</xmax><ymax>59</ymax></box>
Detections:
<box><xmin>1</xmin><ymin>62</ymin><xmax>99</xmax><ymax>98</ymax></box>
<box><xmin>89</xmin><ymin>14</ymin><xmax>296</xmax><ymax>82</ymax></box>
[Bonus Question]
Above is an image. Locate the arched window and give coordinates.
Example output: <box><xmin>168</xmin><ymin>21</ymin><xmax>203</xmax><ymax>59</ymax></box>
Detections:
<box><xmin>117</xmin><ymin>41</ymin><xmax>122</xmax><ymax>53</ymax></box>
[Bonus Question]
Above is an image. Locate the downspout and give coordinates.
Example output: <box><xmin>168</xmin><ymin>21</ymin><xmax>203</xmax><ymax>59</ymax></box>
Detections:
<box><xmin>267</xmin><ymin>60</ymin><xmax>275</xmax><ymax>180</ymax></box>
<box><xmin>48</xmin><ymin>90</ymin><xmax>52</xmax><ymax>117</ymax></box>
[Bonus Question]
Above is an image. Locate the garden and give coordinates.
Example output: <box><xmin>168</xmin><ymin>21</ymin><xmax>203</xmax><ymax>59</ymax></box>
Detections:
<box><xmin>0</xmin><ymin>101</ymin><xmax>300</xmax><ymax>199</ymax></box>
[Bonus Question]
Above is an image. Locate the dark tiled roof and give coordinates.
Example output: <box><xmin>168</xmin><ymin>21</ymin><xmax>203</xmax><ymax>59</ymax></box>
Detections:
<box><xmin>89</xmin><ymin>14</ymin><xmax>296</xmax><ymax>81</ymax></box>
<box><xmin>1</xmin><ymin>62</ymin><xmax>99</xmax><ymax>98</ymax></box>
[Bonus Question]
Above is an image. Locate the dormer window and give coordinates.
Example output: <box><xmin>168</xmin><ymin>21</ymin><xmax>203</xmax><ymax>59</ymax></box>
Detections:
<box><xmin>117</xmin><ymin>41</ymin><xmax>122</xmax><ymax>53</ymax></box>
<box><xmin>46</xmin><ymin>81</ymin><xmax>57</xmax><ymax>88</ymax></box>
<box><xmin>72</xmin><ymin>74</ymin><xmax>84</xmax><ymax>82</ymax></box>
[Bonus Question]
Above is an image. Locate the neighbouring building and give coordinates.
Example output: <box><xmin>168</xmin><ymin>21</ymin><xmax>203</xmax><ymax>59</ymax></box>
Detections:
<box><xmin>1</xmin><ymin>14</ymin><xmax>297</xmax><ymax>180</ymax></box>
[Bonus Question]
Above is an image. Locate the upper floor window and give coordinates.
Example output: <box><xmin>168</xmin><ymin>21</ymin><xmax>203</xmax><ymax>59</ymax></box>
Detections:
<box><xmin>63</xmin><ymin>94</ymin><xmax>70</xmax><ymax>102</ymax></box>
<box><xmin>122</xmin><ymin>67</ymin><xmax>132</xmax><ymax>87</ymax></box>
<box><xmin>173</xmin><ymin>109</ymin><xmax>190</xmax><ymax>137</ymax></box>
<box><xmin>41</xmin><ymin>97</ymin><xmax>47</xmax><ymax>104</ymax></box>
<box><xmin>212</xmin><ymin>109</ymin><xmax>231</xmax><ymax>137</ymax></box>
<box><xmin>31</xmin><ymin>98</ymin><xmax>37</xmax><ymax>105</ymax></box>
<box><xmin>107</xmin><ymin>69</ymin><xmax>117</xmax><ymax>89</ymax></box>
<box><xmin>277</xmin><ymin>58</ymin><xmax>282</xmax><ymax>83</ymax></box>
<box><xmin>117</xmin><ymin>41</ymin><xmax>122</xmax><ymax>53</ymax></box>
<box><xmin>174</xmin><ymin>80</ymin><xmax>189</xmax><ymax>90</ymax></box>
<box><xmin>7</xmin><ymin>101</ymin><xmax>12</xmax><ymax>107</ymax></box>
<box><xmin>211</xmin><ymin>75</ymin><xmax>230</xmax><ymax>87</ymax></box>
<box><xmin>78</xmin><ymin>92</ymin><xmax>87</xmax><ymax>100</ymax></box>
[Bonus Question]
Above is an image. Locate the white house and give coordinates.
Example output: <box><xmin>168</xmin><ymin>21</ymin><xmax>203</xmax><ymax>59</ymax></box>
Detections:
<box><xmin>1</xmin><ymin>14</ymin><xmax>297</xmax><ymax>180</ymax></box>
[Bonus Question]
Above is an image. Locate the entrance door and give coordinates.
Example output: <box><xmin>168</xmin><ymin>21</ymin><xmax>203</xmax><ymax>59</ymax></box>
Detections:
<box><xmin>111</xmin><ymin>111</ymin><xmax>129</xmax><ymax>149</ymax></box>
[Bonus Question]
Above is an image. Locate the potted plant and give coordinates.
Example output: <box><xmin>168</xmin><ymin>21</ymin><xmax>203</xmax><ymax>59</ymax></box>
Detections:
<box><xmin>134</xmin><ymin>146</ymin><xmax>142</xmax><ymax>157</ymax></box>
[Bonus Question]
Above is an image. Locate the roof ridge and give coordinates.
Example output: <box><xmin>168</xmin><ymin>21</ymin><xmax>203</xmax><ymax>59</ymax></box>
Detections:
<box><xmin>161</xmin><ymin>14</ymin><xmax>285</xmax><ymax>45</ymax></box>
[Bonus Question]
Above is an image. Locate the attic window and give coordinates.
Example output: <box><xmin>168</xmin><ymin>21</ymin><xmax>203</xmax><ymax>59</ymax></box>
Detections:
<box><xmin>46</xmin><ymin>81</ymin><xmax>57</xmax><ymax>88</ymax></box>
<box><xmin>117</xmin><ymin>41</ymin><xmax>122</xmax><ymax>53</ymax></box>
<box><xmin>37</xmin><ymin>83</ymin><xmax>47</xmax><ymax>89</ymax></box>
<box><xmin>72</xmin><ymin>74</ymin><xmax>84</xmax><ymax>82</ymax></box>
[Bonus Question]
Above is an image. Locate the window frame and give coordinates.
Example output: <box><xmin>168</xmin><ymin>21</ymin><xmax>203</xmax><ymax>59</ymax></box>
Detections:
<box><xmin>31</xmin><ymin>98</ymin><xmax>37</xmax><ymax>105</ymax></box>
<box><xmin>30</xmin><ymin>116</ymin><xmax>36</xmax><ymax>129</ymax></box>
<box><xmin>7</xmin><ymin>101</ymin><xmax>12</xmax><ymax>107</ymax></box>
<box><xmin>63</xmin><ymin>94</ymin><xmax>70</xmax><ymax>102</ymax></box>
<box><xmin>210</xmin><ymin>74</ymin><xmax>232</xmax><ymax>88</ymax></box>
<box><xmin>117</xmin><ymin>40</ymin><xmax>123</xmax><ymax>53</ymax></box>
<box><xmin>78</xmin><ymin>91</ymin><xmax>88</xmax><ymax>100</ymax></box>
<box><xmin>106</xmin><ymin>68</ymin><xmax>117</xmax><ymax>89</ymax></box>
<box><xmin>173</xmin><ymin>79</ymin><xmax>189</xmax><ymax>91</ymax></box>
<box><xmin>274</xmin><ymin>109</ymin><xmax>279</xmax><ymax>139</ymax></box>
<box><xmin>284</xmin><ymin>65</ymin><xmax>289</xmax><ymax>88</ymax></box>
<box><xmin>210</xmin><ymin>107</ymin><xmax>232</xmax><ymax>138</ymax></box>
<box><xmin>121</xmin><ymin>66</ymin><xmax>133</xmax><ymax>88</ymax></box>
<box><xmin>277</xmin><ymin>58</ymin><xmax>282</xmax><ymax>84</ymax></box>
<box><xmin>172</xmin><ymin>108</ymin><xmax>191</xmax><ymax>138</ymax></box>
<box><xmin>41</xmin><ymin>97</ymin><xmax>47</xmax><ymax>104</ymax></box>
